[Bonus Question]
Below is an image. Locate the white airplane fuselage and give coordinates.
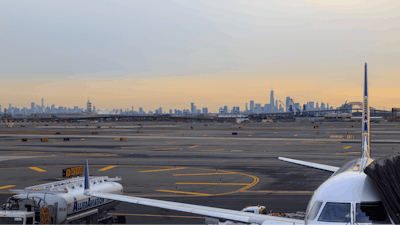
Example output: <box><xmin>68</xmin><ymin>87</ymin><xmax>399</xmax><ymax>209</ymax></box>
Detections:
<box><xmin>303</xmin><ymin>158</ymin><xmax>389</xmax><ymax>224</ymax></box>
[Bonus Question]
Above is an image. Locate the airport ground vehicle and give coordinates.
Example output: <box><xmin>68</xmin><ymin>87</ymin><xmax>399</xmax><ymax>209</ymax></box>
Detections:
<box><xmin>205</xmin><ymin>206</ymin><xmax>267</xmax><ymax>224</ymax></box>
<box><xmin>0</xmin><ymin>176</ymin><xmax>124</xmax><ymax>224</ymax></box>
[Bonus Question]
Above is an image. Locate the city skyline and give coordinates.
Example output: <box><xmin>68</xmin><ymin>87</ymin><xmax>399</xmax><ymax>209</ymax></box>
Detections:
<box><xmin>3</xmin><ymin>81</ymin><xmax>397</xmax><ymax>114</ymax></box>
<box><xmin>0</xmin><ymin>87</ymin><xmax>335</xmax><ymax>115</ymax></box>
<box><xmin>1</xmin><ymin>1</ymin><xmax>399</xmax><ymax>111</ymax></box>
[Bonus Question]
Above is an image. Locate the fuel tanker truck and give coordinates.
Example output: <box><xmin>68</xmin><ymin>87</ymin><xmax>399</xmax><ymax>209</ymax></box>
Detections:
<box><xmin>0</xmin><ymin>176</ymin><xmax>124</xmax><ymax>224</ymax></box>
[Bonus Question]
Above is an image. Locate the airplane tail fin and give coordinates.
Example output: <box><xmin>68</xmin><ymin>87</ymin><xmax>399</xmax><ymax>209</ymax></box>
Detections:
<box><xmin>84</xmin><ymin>160</ymin><xmax>90</xmax><ymax>192</ymax></box>
<box><xmin>362</xmin><ymin>63</ymin><xmax>371</xmax><ymax>158</ymax></box>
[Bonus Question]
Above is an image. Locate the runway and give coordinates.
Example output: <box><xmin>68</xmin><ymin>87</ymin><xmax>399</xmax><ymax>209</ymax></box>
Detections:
<box><xmin>0</xmin><ymin>120</ymin><xmax>399</xmax><ymax>223</ymax></box>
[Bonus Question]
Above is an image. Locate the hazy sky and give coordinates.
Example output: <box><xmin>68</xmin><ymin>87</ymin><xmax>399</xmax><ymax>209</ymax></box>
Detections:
<box><xmin>1</xmin><ymin>0</ymin><xmax>399</xmax><ymax>112</ymax></box>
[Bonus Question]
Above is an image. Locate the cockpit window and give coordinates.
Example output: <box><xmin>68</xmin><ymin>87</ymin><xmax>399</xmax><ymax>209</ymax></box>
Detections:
<box><xmin>307</xmin><ymin>201</ymin><xmax>323</xmax><ymax>220</ymax></box>
<box><xmin>318</xmin><ymin>202</ymin><xmax>351</xmax><ymax>222</ymax></box>
<box><xmin>356</xmin><ymin>202</ymin><xmax>390</xmax><ymax>223</ymax></box>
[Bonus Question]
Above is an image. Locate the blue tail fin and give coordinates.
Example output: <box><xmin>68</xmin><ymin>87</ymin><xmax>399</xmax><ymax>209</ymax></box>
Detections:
<box><xmin>362</xmin><ymin>63</ymin><xmax>370</xmax><ymax>158</ymax></box>
<box><xmin>84</xmin><ymin>160</ymin><xmax>90</xmax><ymax>191</ymax></box>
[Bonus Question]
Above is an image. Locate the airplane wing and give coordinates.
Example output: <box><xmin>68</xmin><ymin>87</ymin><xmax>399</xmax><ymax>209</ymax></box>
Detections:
<box><xmin>88</xmin><ymin>191</ymin><xmax>304</xmax><ymax>224</ymax></box>
<box><xmin>279</xmin><ymin>157</ymin><xmax>339</xmax><ymax>172</ymax></box>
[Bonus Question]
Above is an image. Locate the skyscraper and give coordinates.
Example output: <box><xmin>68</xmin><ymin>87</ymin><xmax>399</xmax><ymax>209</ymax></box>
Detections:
<box><xmin>250</xmin><ymin>101</ymin><xmax>254</xmax><ymax>113</ymax></box>
<box><xmin>41</xmin><ymin>98</ymin><xmax>44</xmax><ymax>107</ymax></box>
<box><xmin>316</xmin><ymin>102</ymin><xmax>319</xmax><ymax>110</ymax></box>
<box><xmin>270</xmin><ymin>89</ymin><xmax>274</xmax><ymax>112</ymax></box>
<box><xmin>87</xmin><ymin>99</ymin><xmax>92</xmax><ymax>113</ymax></box>
<box><xmin>191</xmin><ymin>103</ymin><xmax>195</xmax><ymax>114</ymax></box>
<box><xmin>285</xmin><ymin>97</ymin><xmax>291</xmax><ymax>112</ymax></box>
<box><xmin>263</xmin><ymin>104</ymin><xmax>270</xmax><ymax>113</ymax></box>
<box><xmin>307</xmin><ymin>101</ymin><xmax>315</xmax><ymax>111</ymax></box>
<box><xmin>255</xmin><ymin>104</ymin><xmax>262</xmax><ymax>113</ymax></box>
<box><xmin>294</xmin><ymin>103</ymin><xmax>300</xmax><ymax>112</ymax></box>
<box><xmin>31</xmin><ymin>102</ymin><xmax>35</xmax><ymax>113</ymax></box>
<box><xmin>202</xmin><ymin>108</ymin><xmax>208</xmax><ymax>114</ymax></box>
<box><xmin>245</xmin><ymin>103</ymin><xmax>248</xmax><ymax>112</ymax></box>
<box><xmin>232</xmin><ymin>106</ymin><xmax>240</xmax><ymax>114</ymax></box>
<box><xmin>321</xmin><ymin>102</ymin><xmax>325</xmax><ymax>110</ymax></box>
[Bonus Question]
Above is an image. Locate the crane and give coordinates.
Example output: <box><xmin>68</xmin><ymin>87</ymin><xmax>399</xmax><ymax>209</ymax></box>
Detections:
<box><xmin>290</xmin><ymin>99</ymin><xmax>302</xmax><ymax>114</ymax></box>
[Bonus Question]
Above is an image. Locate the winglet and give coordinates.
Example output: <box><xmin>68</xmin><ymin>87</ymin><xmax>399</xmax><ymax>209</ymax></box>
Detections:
<box><xmin>84</xmin><ymin>160</ymin><xmax>90</xmax><ymax>193</ymax></box>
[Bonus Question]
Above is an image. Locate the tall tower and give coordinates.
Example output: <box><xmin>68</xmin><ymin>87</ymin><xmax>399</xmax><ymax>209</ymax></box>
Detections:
<box><xmin>87</xmin><ymin>99</ymin><xmax>92</xmax><ymax>113</ymax></box>
<box><xmin>270</xmin><ymin>89</ymin><xmax>274</xmax><ymax>112</ymax></box>
<box><xmin>250</xmin><ymin>101</ymin><xmax>254</xmax><ymax>113</ymax></box>
<box><xmin>41</xmin><ymin>98</ymin><xmax>44</xmax><ymax>107</ymax></box>
<box><xmin>285</xmin><ymin>97</ymin><xmax>291</xmax><ymax>112</ymax></box>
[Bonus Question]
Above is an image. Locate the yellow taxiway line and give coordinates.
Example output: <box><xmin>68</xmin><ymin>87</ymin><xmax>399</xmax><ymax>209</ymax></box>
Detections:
<box><xmin>173</xmin><ymin>172</ymin><xmax>233</xmax><ymax>176</ymax></box>
<box><xmin>188</xmin><ymin>145</ymin><xmax>198</xmax><ymax>149</ymax></box>
<box><xmin>343</xmin><ymin>146</ymin><xmax>352</xmax><ymax>149</ymax></box>
<box><xmin>29</xmin><ymin>167</ymin><xmax>46</xmax><ymax>172</ymax></box>
<box><xmin>176</xmin><ymin>182</ymin><xmax>250</xmax><ymax>185</ymax></box>
<box><xmin>155</xmin><ymin>189</ymin><xmax>212</xmax><ymax>196</ymax></box>
<box><xmin>0</xmin><ymin>185</ymin><xmax>16</xmax><ymax>189</ymax></box>
<box><xmin>140</xmin><ymin>167</ymin><xmax>186</xmax><ymax>173</ymax></box>
<box><xmin>334</xmin><ymin>152</ymin><xmax>359</xmax><ymax>155</ymax></box>
<box><xmin>98</xmin><ymin>166</ymin><xmax>117</xmax><ymax>171</ymax></box>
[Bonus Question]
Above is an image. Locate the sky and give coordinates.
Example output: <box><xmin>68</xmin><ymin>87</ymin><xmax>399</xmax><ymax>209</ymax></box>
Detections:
<box><xmin>0</xmin><ymin>0</ymin><xmax>399</xmax><ymax>112</ymax></box>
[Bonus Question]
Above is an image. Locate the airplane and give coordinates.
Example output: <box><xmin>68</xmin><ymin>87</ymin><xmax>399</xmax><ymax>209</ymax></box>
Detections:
<box><xmin>84</xmin><ymin>63</ymin><xmax>395</xmax><ymax>224</ymax></box>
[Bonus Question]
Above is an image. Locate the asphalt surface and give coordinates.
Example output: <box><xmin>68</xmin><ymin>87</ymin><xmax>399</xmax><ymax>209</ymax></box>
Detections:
<box><xmin>1</xmin><ymin>120</ymin><xmax>399</xmax><ymax>224</ymax></box>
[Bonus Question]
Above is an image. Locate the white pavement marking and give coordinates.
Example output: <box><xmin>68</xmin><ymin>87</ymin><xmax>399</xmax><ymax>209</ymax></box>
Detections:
<box><xmin>0</xmin><ymin>156</ymin><xmax>38</xmax><ymax>162</ymax></box>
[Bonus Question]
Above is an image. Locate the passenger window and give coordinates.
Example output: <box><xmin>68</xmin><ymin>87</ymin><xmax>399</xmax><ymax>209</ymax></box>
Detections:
<box><xmin>308</xmin><ymin>201</ymin><xmax>323</xmax><ymax>220</ymax></box>
<box><xmin>356</xmin><ymin>202</ymin><xmax>390</xmax><ymax>223</ymax></box>
<box><xmin>318</xmin><ymin>202</ymin><xmax>351</xmax><ymax>222</ymax></box>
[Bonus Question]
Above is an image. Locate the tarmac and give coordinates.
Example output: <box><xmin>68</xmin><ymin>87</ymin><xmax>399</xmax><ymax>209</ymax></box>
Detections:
<box><xmin>0</xmin><ymin>120</ymin><xmax>399</xmax><ymax>224</ymax></box>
